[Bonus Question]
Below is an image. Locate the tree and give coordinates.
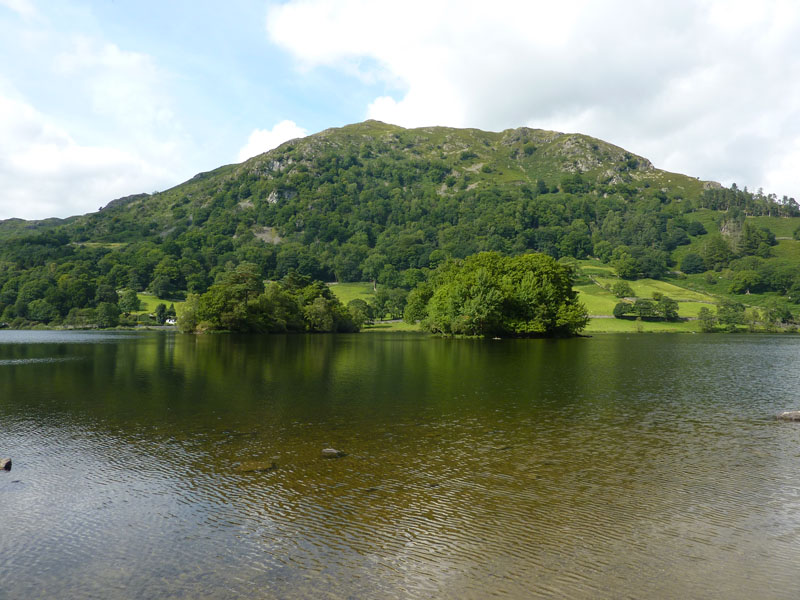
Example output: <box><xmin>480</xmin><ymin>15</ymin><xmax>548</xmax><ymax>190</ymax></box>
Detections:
<box><xmin>421</xmin><ymin>252</ymin><xmax>587</xmax><ymax>337</ymax></box>
<box><xmin>745</xmin><ymin>307</ymin><xmax>761</xmax><ymax>332</ymax></box>
<box><xmin>698</xmin><ymin>306</ymin><xmax>716</xmax><ymax>332</ymax></box>
<box><xmin>656</xmin><ymin>295</ymin><xmax>679</xmax><ymax>321</ymax></box>
<box><xmin>687</xmin><ymin>221</ymin><xmax>707</xmax><ymax>236</ymax></box>
<box><xmin>361</xmin><ymin>253</ymin><xmax>389</xmax><ymax>290</ymax></box>
<box><xmin>347</xmin><ymin>299</ymin><xmax>372</xmax><ymax>327</ymax></box>
<box><xmin>716</xmin><ymin>298</ymin><xmax>745</xmax><ymax>332</ymax></box>
<box><xmin>611</xmin><ymin>246</ymin><xmax>638</xmax><ymax>279</ymax></box>
<box><xmin>635</xmin><ymin>247</ymin><xmax>668</xmax><ymax>279</ymax></box>
<box><xmin>94</xmin><ymin>283</ymin><xmax>118</xmax><ymax>305</ymax></box>
<box><xmin>740</xmin><ymin>222</ymin><xmax>776</xmax><ymax>257</ymax></box>
<box><xmin>64</xmin><ymin>307</ymin><xmax>97</xmax><ymax>329</ymax></box>
<box><xmin>27</xmin><ymin>299</ymin><xmax>59</xmax><ymax>323</ymax></box>
<box><xmin>632</xmin><ymin>298</ymin><xmax>657</xmax><ymax>318</ymax></box>
<box><xmin>680</xmin><ymin>253</ymin><xmax>705</xmax><ymax>274</ymax></box>
<box><xmin>149</xmin><ymin>256</ymin><xmax>184</xmax><ymax>297</ymax></box>
<box><xmin>701</xmin><ymin>235</ymin><xmax>734</xmax><ymax>271</ymax></box>
<box><xmin>374</xmin><ymin>287</ymin><xmax>407</xmax><ymax>320</ymax></box>
<box><xmin>613</xmin><ymin>302</ymin><xmax>632</xmax><ymax>318</ymax></box>
<box><xmin>611</xmin><ymin>281</ymin><xmax>634</xmax><ymax>298</ymax></box>
<box><xmin>303</xmin><ymin>297</ymin><xmax>335</xmax><ymax>332</ymax></box>
<box><xmin>404</xmin><ymin>282</ymin><xmax>433</xmax><ymax>323</ymax></box>
<box><xmin>729</xmin><ymin>270</ymin><xmax>763</xmax><ymax>294</ymax></box>
<box><xmin>762</xmin><ymin>298</ymin><xmax>792</xmax><ymax>330</ymax></box>
<box><xmin>155</xmin><ymin>303</ymin><xmax>167</xmax><ymax>325</ymax></box>
<box><xmin>593</xmin><ymin>240</ymin><xmax>613</xmax><ymax>263</ymax></box>
<box><xmin>118</xmin><ymin>289</ymin><xmax>141</xmax><ymax>314</ymax></box>
<box><xmin>535</xmin><ymin>178</ymin><xmax>549</xmax><ymax>194</ymax></box>
<box><xmin>96</xmin><ymin>302</ymin><xmax>120</xmax><ymax>328</ymax></box>
<box><xmin>197</xmin><ymin>262</ymin><xmax>264</xmax><ymax>331</ymax></box>
<box><xmin>178</xmin><ymin>294</ymin><xmax>200</xmax><ymax>333</ymax></box>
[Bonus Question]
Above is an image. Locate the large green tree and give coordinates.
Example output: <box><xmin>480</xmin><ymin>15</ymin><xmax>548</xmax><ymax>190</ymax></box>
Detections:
<box><xmin>197</xmin><ymin>262</ymin><xmax>265</xmax><ymax>331</ymax></box>
<box><xmin>418</xmin><ymin>252</ymin><xmax>587</xmax><ymax>337</ymax></box>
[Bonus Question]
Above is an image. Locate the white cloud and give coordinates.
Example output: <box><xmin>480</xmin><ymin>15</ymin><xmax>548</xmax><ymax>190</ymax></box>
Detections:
<box><xmin>0</xmin><ymin>29</ymin><xmax>193</xmax><ymax>219</ymax></box>
<box><xmin>52</xmin><ymin>36</ymin><xmax>186</xmax><ymax>162</ymax></box>
<box><xmin>267</xmin><ymin>0</ymin><xmax>800</xmax><ymax>197</ymax></box>
<box><xmin>0</xmin><ymin>92</ymin><xmax>175</xmax><ymax>220</ymax></box>
<box><xmin>0</xmin><ymin>0</ymin><xmax>36</xmax><ymax>19</ymax></box>
<box><xmin>237</xmin><ymin>120</ymin><xmax>308</xmax><ymax>162</ymax></box>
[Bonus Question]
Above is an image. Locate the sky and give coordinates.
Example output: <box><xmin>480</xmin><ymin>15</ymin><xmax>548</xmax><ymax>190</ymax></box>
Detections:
<box><xmin>2</xmin><ymin>0</ymin><xmax>800</xmax><ymax>220</ymax></box>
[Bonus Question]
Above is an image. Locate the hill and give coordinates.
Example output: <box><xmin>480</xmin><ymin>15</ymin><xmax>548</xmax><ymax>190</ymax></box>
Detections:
<box><xmin>1</xmin><ymin>120</ymin><xmax>800</xmax><ymax>329</ymax></box>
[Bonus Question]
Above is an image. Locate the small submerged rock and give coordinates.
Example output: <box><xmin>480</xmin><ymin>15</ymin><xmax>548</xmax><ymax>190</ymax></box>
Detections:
<box><xmin>777</xmin><ymin>411</ymin><xmax>800</xmax><ymax>421</ymax></box>
<box><xmin>234</xmin><ymin>457</ymin><xmax>279</xmax><ymax>473</ymax></box>
<box><xmin>1</xmin><ymin>458</ymin><xmax>11</xmax><ymax>471</ymax></box>
<box><xmin>321</xmin><ymin>448</ymin><xmax>346</xmax><ymax>459</ymax></box>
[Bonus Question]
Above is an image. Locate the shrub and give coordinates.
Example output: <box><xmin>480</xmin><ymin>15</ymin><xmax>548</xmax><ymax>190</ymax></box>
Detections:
<box><xmin>680</xmin><ymin>253</ymin><xmax>705</xmax><ymax>274</ymax></box>
<box><xmin>611</xmin><ymin>281</ymin><xmax>634</xmax><ymax>298</ymax></box>
<box><xmin>613</xmin><ymin>302</ymin><xmax>632</xmax><ymax>318</ymax></box>
<box><xmin>687</xmin><ymin>221</ymin><xmax>707</xmax><ymax>236</ymax></box>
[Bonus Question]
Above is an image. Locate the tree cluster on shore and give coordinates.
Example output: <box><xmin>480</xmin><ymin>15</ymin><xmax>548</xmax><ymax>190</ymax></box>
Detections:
<box><xmin>178</xmin><ymin>263</ymin><xmax>359</xmax><ymax>333</ymax></box>
<box><xmin>404</xmin><ymin>252</ymin><xmax>588</xmax><ymax>337</ymax></box>
<box><xmin>696</xmin><ymin>298</ymin><xmax>794</xmax><ymax>333</ymax></box>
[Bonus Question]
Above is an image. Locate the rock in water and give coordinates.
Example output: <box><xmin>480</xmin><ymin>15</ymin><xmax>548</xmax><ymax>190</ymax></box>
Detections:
<box><xmin>234</xmin><ymin>458</ymin><xmax>278</xmax><ymax>473</ymax></box>
<box><xmin>778</xmin><ymin>411</ymin><xmax>800</xmax><ymax>421</ymax></box>
<box><xmin>1</xmin><ymin>458</ymin><xmax>11</xmax><ymax>471</ymax></box>
<box><xmin>321</xmin><ymin>448</ymin><xmax>346</xmax><ymax>458</ymax></box>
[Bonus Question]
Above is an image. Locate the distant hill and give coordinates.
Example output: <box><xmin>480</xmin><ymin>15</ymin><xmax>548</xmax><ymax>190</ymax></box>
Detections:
<box><xmin>1</xmin><ymin>120</ymin><xmax>799</xmax><ymax>326</ymax></box>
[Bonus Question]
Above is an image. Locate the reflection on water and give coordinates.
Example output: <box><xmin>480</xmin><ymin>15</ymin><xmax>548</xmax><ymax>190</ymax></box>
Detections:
<box><xmin>2</xmin><ymin>331</ymin><xmax>800</xmax><ymax>599</ymax></box>
<box><xmin>0</xmin><ymin>357</ymin><xmax>80</xmax><ymax>366</ymax></box>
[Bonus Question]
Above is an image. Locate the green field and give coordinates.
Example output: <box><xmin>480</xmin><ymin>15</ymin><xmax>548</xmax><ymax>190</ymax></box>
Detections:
<box><xmin>575</xmin><ymin>283</ymin><xmax>619</xmax><ymax>315</ymax></box>
<box><xmin>327</xmin><ymin>282</ymin><xmax>422</xmax><ymax>331</ymax></box>
<box><xmin>583</xmin><ymin>317</ymin><xmax>700</xmax><ymax>334</ymax></box>
<box><xmin>362</xmin><ymin>320</ymin><xmax>421</xmax><ymax>332</ymax></box>
<box><xmin>592</xmin><ymin>276</ymin><xmax>712</xmax><ymax>302</ymax></box>
<box><xmin>135</xmin><ymin>293</ymin><xmax>185</xmax><ymax>316</ymax></box>
<box><xmin>575</xmin><ymin>261</ymin><xmax>722</xmax><ymax>333</ymax></box>
<box><xmin>747</xmin><ymin>215</ymin><xmax>800</xmax><ymax>238</ymax></box>
<box><xmin>772</xmin><ymin>239</ymin><xmax>800</xmax><ymax>260</ymax></box>
<box><xmin>326</xmin><ymin>282</ymin><xmax>375</xmax><ymax>304</ymax></box>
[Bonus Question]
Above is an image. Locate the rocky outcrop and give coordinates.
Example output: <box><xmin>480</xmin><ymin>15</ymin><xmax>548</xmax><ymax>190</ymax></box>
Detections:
<box><xmin>101</xmin><ymin>193</ymin><xmax>149</xmax><ymax>211</ymax></box>
<box><xmin>1</xmin><ymin>458</ymin><xmax>11</xmax><ymax>471</ymax></box>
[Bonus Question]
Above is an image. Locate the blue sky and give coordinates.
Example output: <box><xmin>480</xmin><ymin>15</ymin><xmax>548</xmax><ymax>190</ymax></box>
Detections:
<box><xmin>2</xmin><ymin>0</ymin><xmax>800</xmax><ymax>219</ymax></box>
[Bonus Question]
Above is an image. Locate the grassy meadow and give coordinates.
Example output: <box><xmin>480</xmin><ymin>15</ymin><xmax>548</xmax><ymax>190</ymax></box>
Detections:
<box><xmin>326</xmin><ymin>282</ymin><xmax>375</xmax><ymax>304</ymax></box>
<box><xmin>327</xmin><ymin>282</ymin><xmax>415</xmax><ymax>332</ymax></box>
<box><xmin>135</xmin><ymin>293</ymin><xmax>185</xmax><ymax>316</ymax></box>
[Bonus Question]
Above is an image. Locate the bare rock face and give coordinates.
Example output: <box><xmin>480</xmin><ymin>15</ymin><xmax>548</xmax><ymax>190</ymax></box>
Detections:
<box><xmin>777</xmin><ymin>411</ymin><xmax>800</xmax><ymax>421</ymax></box>
<box><xmin>1</xmin><ymin>458</ymin><xmax>11</xmax><ymax>471</ymax></box>
<box><xmin>321</xmin><ymin>448</ymin><xmax>346</xmax><ymax>459</ymax></box>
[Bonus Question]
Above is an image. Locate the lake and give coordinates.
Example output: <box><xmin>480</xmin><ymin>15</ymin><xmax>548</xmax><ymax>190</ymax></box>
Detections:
<box><xmin>2</xmin><ymin>330</ymin><xmax>800</xmax><ymax>599</ymax></box>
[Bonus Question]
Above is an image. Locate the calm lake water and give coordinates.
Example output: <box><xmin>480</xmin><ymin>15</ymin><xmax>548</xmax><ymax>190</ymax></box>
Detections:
<box><xmin>2</xmin><ymin>330</ymin><xmax>800</xmax><ymax>599</ymax></box>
